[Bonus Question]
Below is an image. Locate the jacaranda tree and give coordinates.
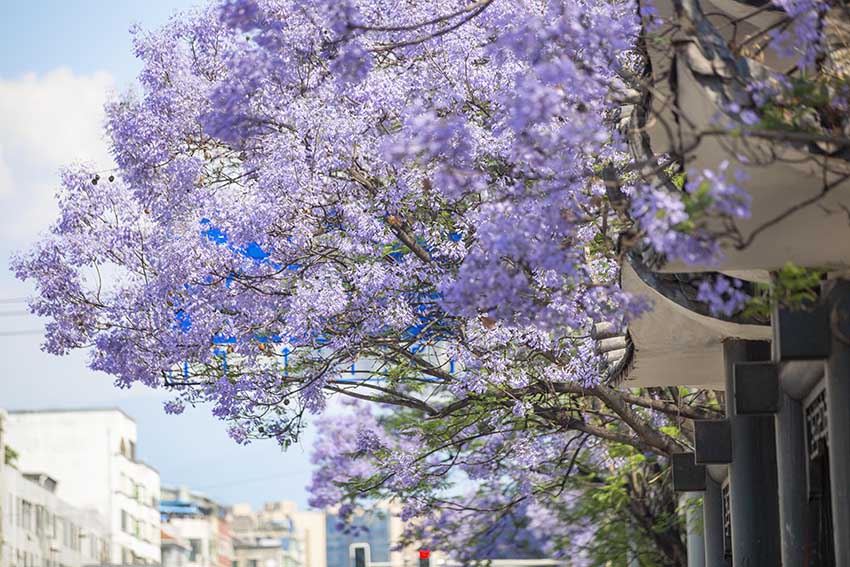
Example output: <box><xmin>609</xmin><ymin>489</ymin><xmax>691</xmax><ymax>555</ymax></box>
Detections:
<box><xmin>13</xmin><ymin>0</ymin><xmax>841</xmax><ymax>563</ymax></box>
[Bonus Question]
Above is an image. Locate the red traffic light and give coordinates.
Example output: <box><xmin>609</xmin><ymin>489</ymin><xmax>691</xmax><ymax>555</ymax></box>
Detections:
<box><xmin>419</xmin><ymin>550</ymin><xmax>431</xmax><ymax>559</ymax></box>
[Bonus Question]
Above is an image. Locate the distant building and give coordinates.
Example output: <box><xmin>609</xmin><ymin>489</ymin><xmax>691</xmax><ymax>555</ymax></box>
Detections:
<box><xmin>230</xmin><ymin>501</ymin><xmax>326</xmax><ymax>567</ymax></box>
<box><xmin>324</xmin><ymin>504</ymin><xmax>414</xmax><ymax>567</ymax></box>
<box><xmin>161</xmin><ymin>524</ymin><xmax>192</xmax><ymax>567</ymax></box>
<box><xmin>160</xmin><ymin>486</ymin><xmax>233</xmax><ymax>567</ymax></box>
<box><xmin>3</xmin><ymin>408</ymin><xmax>161</xmax><ymax>565</ymax></box>
<box><xmin>0</xmin><ymin>410</ymin><xmax>109</xmax><ymax>567</ymax></box>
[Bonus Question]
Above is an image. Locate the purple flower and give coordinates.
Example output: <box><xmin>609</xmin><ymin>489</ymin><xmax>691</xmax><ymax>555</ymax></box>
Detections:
<box><xmin>697</xmin><ymin>276</ymin><xmax>750</xmax><ymax>317</ymax></box>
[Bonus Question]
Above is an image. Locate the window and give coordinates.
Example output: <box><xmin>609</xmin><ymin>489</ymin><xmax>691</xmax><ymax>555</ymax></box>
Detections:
<box><xmin>722</xmin><ymin>480</ymin><xmax>732</xmax><ymax>559</ymax></box>
<box><xmin>350</xmin><ymin>544</ymin><xmax>371</xmax><ymax>567</ymax></box>
<box><xmin>21</xmin><ymin>500</ymin><xmax>32</xmax><ymax>531</ymax></box>
<box><xmin>189</xmin><ymin>539</ymin><xmax>202</xmax><ymax>562</ymax></box>
<box><xmin>248</xmin><ymin>560</ymin><xmax>259</xmax><ymax>567</ymax></box>
<box><xmin>354</xmin><ymin>547</ymin><xmax>367</xmax><ymax>567</ymax></box>
<box><xmin>35</xmin><ymin>505</ymin><xmax>44</xmax><ymax>534</ymax></box>
<box><xmin>71</xmin><ymin>523</ymin><xmax>81</xmax><ymax>551</ymax></box>
<box><xmin>806</xmin><ymin>388</ymin><xmax>828</xmax><ymax>461</ymax></box>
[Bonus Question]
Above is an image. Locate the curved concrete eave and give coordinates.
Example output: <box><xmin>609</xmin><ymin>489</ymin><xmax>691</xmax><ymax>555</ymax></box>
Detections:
<box><xmin>647</xmin><ymin>46</ymin><xmax>850</xmax><ymax>275</ymax></box>
<box><xmin>637</xmin><ymin>0</ymin><xmax>795</xmax><ymax>155</ymax></box>
<box><xmin>620</xmin><ymin>262</ymin><xmax>771</xmax><ymax>388</ymax></box>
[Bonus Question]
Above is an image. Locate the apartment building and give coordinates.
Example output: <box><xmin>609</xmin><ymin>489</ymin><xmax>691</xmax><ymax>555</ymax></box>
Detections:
<box><xmin>230</xmin><ymin>501</ymin><xmax>328</xmax><ymax>567</ymax></box>
<box><xmin>0</xmin><ymin>410</ymin><xmax>109</xmax><ymax>567</ymax></box>
<box><xmin>324</xmin><ymin>504</ymin><xmax>415</xmax><ymax>567</ymax></box>
<box><xmin>3</xmin><ymin>409</ymin><xmax>161</xmax><ymax>565</ymax></box>
<box><xmin>160</xmin><ymin>486</ymin><xmax>233</xmax><ymax>567</ymax></box>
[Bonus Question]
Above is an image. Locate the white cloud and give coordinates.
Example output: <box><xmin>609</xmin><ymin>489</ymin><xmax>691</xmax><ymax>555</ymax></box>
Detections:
<box><xmin>0</xmin><ymin>68</ymin><xmax>116</xmax><ymax>242</ymax></box>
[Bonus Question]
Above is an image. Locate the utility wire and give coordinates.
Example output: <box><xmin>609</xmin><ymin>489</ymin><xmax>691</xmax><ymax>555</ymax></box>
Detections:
<box><xmin>0</xmin><ymin>311</ymin><xmax>30</xmax><ymax>317</ymax></box>
<box><xmin>0</xmin><ymin>297</ymin><xmax>28</xmax><ymax>304</ymax></box>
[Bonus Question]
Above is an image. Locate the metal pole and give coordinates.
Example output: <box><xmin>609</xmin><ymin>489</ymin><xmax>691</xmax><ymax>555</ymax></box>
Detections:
<box><xmin>826</xmin><ymin>279</ymin><xmax>850</xmax><ymax>565</ymax></box>
<box><xmin>724</xmin><ymin>340</ymin><xmax>781</xmax><ymax>566</ymax></box>
<box><xmin>703</xmin><ymin>477</ymin><xmax>728</xmax><ymax>567</ymax></box>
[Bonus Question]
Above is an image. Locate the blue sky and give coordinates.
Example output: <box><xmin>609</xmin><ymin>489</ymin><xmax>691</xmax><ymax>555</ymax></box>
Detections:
<box><xmin>0</xmin><ymin>0</ymin><xmax>315</xmax><ymax>510</ymax></box>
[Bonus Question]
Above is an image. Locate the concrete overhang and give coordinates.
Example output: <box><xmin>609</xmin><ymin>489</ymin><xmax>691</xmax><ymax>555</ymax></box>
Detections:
<box><xmin>658</xmin><ymin>49</ymin><xmax>850</xmax><ymax>275</ymax></box>
<box><xmin>638</xmin><ymin>0</ymin><xmax>794</xmax><ymax>156</ymax></box>
<box><xmin>633</xmin><ymin>0</ymin><xmax>850</xmax><ymax>276</ymax></box>
<box><xmin>619</xmin><ymin>262</ymin><xmax>770</xmax><ymax>388</ymax></box>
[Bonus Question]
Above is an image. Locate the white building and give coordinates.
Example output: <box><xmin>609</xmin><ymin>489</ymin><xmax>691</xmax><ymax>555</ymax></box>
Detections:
<box><xmin>161</xmin><ymin>524</ymin><xmax>192</xmax><ymax>567</ymax></box>
<box><xmin>3</xmin><ymin>409</ymin><xmax>161</xmax><ymax>565</ymax></box>
<box><xmin>160</xmin><ymin>486</ymin><xmax>233</xmax><ymax>567</ymax></box>
<box><xmin>230</xmin><ymin>501</ymin><xmax>326</xmax><ymax>567</ymax></box>
<box><xmin>0</xmin><ymin>410</ymin><xmax>110</xmax><ymax>567</ymax></box>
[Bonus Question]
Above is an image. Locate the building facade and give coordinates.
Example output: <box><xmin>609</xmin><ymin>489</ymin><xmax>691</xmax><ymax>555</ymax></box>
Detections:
<box><xmin>0</xmin><ymin>410</ymin><xmax>110</xmax><ymax>567</ymax></box>
<box><xmin>230</xmin><ymin>501</ymin><xmax>328</xmax><ymax>567</ymax></box>
<box><xmin>3</xmin><ymin>409</ymin><xmax>161</xmax><ymax>565</ymax></box>
<box><xmin>324</xmin><ymin>504</ymin><xmax>419</xmax><ymax>567</ymax></box>
<box><xmin>161</xmin><ymin>524</ymin><xmax>192</xmax><ymax>567</ymax></box>
<box><xmin>160</xmin><ymin>486</ymin><xmax>233</xmax><ymax>567</ymax></box>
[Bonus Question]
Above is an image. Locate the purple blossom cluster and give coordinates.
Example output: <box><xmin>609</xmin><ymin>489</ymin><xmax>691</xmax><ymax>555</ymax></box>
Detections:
<box><xmin>769</xmin><ymin>0</ymin><xmax>827</xmax><ymax>71</ymax></box>
<box><xmin>696</xmin><ymin>275</ymin><xmax>749</xmax><ymax>317</ymax></box>
<box><xmin>10</xmin><ymin>0</ymin><xmax>656</xmax><ymax>440</ymax></box>
<box><xmin>11</xmin><ymin>1</ymin><xmax>765</xmax><ymax>555</ymax></box>
<box><xmin>630</xmin><ymin>162</ymin><xmax>750</xmax><ymax>266</ymax></box>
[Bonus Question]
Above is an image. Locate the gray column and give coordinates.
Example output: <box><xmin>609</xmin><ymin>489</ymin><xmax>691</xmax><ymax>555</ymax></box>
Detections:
<box><xmin>774</xmin><ymin>391</ymin><xmax>809</xmax><ymax>566</ymax></box>
<box><xmin>724</xmin><ymin>340</ymin><xmax>781</xmax><ymax>566</ymax></box>
<box><xmin>703</xmin><ymin>476</ymin><xmax>729</xmax><ymax>567</ymax></box>
<box><xmin>681</xmin><ymin>492</ymin><xmax>706</xmax><ymax>567</ymax></box>
<box><xmin>826</xmin><ymin>279</ymin><xmax>850</xmax><ymax>565</ymax></box>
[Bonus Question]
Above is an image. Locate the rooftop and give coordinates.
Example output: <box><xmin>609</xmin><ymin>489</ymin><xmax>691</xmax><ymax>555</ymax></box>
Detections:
<box><xmin>8</xmin><ymin>407</ymin><xmax>137</xmax><ymax>423</ymax></box>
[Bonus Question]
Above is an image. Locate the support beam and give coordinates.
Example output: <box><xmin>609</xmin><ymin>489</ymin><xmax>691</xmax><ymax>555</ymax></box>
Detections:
<box><xmin>774</xmin><ymin>302</ymin><xmax>830</xmax><ymax>360</ymax></box>
<box><xmin>681</xmin><ymin>492</ymin><xmax>706</xmax><ymax>567</ymax></box>
<box><xmin>774</xmin><ymin>392</ymin><xmax>809</xmax><ymax>567</ymax></box>
<box><xmin>703</xmin><ymin>477</ymin><xmax>729</xmax><ymax>567</ymax></box>
<box><xmin>826</xmin><ymin>278</ymin><xmax>850</xmax><ymax>565</ymax></box>
<box><xmin>694</xmin><ymin>420</ymin><xmax>732</xmax><ymax>464</ymax></box>
<box><xmin>673</xmin><ymin>453</ymin><xmax>706</xmax><ymax>492</ymax></box>
<box><xmin>733</xmin><ymin>362</ymin><xmax>779</xmax><ymax>415</ymax></box>
<box><xmin>724</xmin><ymin>340</ymin><xmax>781</xmax><ymax>566</ymax></box>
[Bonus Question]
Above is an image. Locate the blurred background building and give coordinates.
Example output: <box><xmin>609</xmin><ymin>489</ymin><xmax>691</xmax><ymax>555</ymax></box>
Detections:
<box><xmin>1</xmin><ymin>408</ymin><xmax>161</xmax><ymax>565</ymax></box>
<box><xmin>1</xmin><ymin>410</ymin><xmax>109</xmax><ymax>566</ymax></box>
<box><xmin>160</xmin><ymin>486</ymin><xmax>232</xmax><ymax>567</ymax></box>
<box><xmin>229</xmin><ymin>500</ymin><xmax>323</xmax><ymax>567</ymax></box>
<box><xmin>0</xmin><ymin>409</ymin><xmax>562</xmax><ymax>567</ymax></box>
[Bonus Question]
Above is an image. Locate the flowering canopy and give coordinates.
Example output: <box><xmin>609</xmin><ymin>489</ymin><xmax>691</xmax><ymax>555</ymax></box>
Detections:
<box><xmin>12</xmin><ymin>0</ymin><xmax>842</xmax><ymax>560</ymax></box>
<box><xmin>15</xmin><ymin>0</ymin><xmax>648</xmax><ymax>431</ymax></box>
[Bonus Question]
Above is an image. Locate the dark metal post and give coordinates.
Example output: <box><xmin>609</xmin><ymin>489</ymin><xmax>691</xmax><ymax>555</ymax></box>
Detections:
<box><xmin>724</xmin><ymin>340</ymin><xmax>781</xmax><ymax>566</ymax></box>
<box><xmin>703</xmin><ymin>476</ymin><xmax>729</xmax><ymax>567</ymax></box>
<box><xmin>826</xmin><ymin>279</ymin><xmax>850</xmax><ymax>565</ymax></box>
<box><xmin>773</xmin><ymin>293</ymin><xmax>831</xmax><ymax>565</ymax></box>
<box><xmin>774</xmin><ymin>392</ymin><xmax>810</xmax><ymax>566</ymax></box>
